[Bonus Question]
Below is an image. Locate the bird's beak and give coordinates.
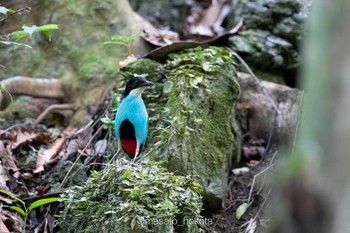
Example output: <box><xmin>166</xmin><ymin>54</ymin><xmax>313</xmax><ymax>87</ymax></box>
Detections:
<box><xmin>143</xmin><ymin>80</ymin><xmax>154</xmax><ymax>87</ymax></box>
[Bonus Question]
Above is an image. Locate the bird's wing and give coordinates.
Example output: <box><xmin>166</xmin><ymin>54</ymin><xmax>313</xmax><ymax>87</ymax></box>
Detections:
<box><xmin>130</xmin><ymin>100</ymin><xmax>148</xmax><ymax>145</ymax></box>
<box><xmin>115</xmin><ymin>96</ymin><xmax>148</xmax><ymax>145</ymax></box>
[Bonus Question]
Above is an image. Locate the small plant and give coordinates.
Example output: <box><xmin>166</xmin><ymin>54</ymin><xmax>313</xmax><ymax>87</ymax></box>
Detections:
<box><xmin>103</xmin><ymin>33</ymin><xmax>146</xmax><ymax>54</ymax></box>
<box><xmin>100</xmin><ymin>92</ymin><xmax>121</xmax><ymax>129</ymax></box>
<box><xmin>0</xmin><ymin>86</ymin><xmax>13</xmax><ymax>107</ymax></box>
<box><xmin>103</xmin><ymin>33</ymin><xmax>146</xmax><ymax>47</ymax></box>
<box><xmin>0</xmin><ymin>5</ymin><xmax>59</xmax><ymax>48</ymax></box>
<box><xmin>0</xmin><ymin>189</ymin><xmax>62</xmax><ymax>231</ymax></box>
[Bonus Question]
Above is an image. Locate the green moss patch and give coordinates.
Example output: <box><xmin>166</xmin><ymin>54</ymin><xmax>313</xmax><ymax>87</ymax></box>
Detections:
<box><xmin>59</xmin><ymin>159</ymin><xmax>204</xmax><ymax>233</ymax></box>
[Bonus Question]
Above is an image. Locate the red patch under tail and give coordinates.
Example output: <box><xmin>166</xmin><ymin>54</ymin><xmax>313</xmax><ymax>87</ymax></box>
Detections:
<box><xmin>121</xmin><ymin>139</ymin><xmax>137</xmax><ymax>157</ymax></box>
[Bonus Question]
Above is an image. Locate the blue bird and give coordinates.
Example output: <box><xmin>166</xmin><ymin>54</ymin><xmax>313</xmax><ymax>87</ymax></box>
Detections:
<box><xmin>115</xmin><ymin>76</ymin><xmax>153</xmax><ymax>161</ymax></box>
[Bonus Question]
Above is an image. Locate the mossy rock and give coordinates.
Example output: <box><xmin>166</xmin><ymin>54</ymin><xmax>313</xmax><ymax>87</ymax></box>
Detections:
<box><xmin>59</xmin><ymin>159</ymin><xmax>204</xmax><ymax>233</ymax></box>
<box><xmin>227</xmin><ymin>0</ymin><xmax>307</xmax><ymax>73</ymax></box>
<box><xmin>127</xmin><ymin>46</ymin><xmax>241</xmax><ymax>209</ymax></box>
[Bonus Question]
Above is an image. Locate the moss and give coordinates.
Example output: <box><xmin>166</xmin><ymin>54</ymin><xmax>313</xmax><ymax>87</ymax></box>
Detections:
<box><xmin>59</xmin><ymin>159</ymin><xmax>204</xmax><ymax>233</ymax></box>
<box><xmin>125</xmin><ymin>47</ymin><xmax>240</xmax><ymax>208</ymax></box>
<box><xmin>152</xmin><ymin>47</ymin><xmax>240</xmax><ymax>207</ymax></box>
<box><xmin>125</xmin><ymin>58</ymin><xmax>165</xmax><ymax>81</ymax></box>
<box><xmin>255</xmin><ymin>70</ymin><xmax>286</xmax><ymax>84</ymax></box>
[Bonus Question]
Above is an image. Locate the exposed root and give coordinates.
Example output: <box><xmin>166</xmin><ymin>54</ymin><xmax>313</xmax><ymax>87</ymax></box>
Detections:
<box><xmin>34</xmin><ymin>103</ymin><xmax>75</xmax><ymax>125</ymax></box>
<box><xmin>0</xmin><ymin>76</ymin><xmax>65</xmax><ymax>110</ymax></box>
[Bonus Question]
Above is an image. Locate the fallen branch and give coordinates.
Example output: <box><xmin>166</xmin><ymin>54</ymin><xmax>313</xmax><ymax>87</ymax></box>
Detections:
<box><xmin>0</xmin><ymin>76</ymin><xmax>65</xmax><ymax>110</ymax></box>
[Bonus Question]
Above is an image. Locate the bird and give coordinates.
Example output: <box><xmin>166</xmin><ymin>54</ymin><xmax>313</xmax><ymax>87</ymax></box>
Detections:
<box><xmin>114</xmin><ymin>76</ymin><xmax>154</xmax><ymax>162</ymax></box>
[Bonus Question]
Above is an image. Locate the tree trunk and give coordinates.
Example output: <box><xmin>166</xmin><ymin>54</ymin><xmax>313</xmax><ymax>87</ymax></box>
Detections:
<box><xmin>0</xmin><ymin>0</ymin><xmax>151</xmax><ymax>124</ymax></box>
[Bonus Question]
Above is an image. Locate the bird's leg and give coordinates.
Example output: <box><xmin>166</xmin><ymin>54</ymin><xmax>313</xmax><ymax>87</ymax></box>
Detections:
<box><xmin>134</xmin><ymin>147</ymin><xmax>155</xmax><ymax>163</ymax></box>
<box><xmin>132</xmin><ymin>142</ymin><xmax>140</xmax><ymax>163</ymax></box>
<box><xmin>107</xmin><ymin>139</ymin><xmax>121</xmax><ymax>165</ymax></box>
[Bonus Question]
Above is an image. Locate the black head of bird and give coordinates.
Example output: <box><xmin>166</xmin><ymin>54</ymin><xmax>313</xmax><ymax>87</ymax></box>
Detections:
<box><xmin>123</xmin><ymin>76</ymin><xmax>154</xmax><ymax>97</ymax></box>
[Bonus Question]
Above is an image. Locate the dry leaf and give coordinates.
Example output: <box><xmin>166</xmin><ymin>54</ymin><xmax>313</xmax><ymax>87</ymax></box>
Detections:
<box><xmin>0</xmin><ymin>218</ymin><xmax>10</xmax><ymax>233</ymax></box>
<box><xmin>94</xmin><ymin>139</ymin><xmax>108</xmax><ymax>155</ymax></box>
<box><xmin>0</xmin><ymin>193</ymin><xmax>15</xmax><ymax>204</ymax></box>
<box><xmin>232</xmin><ymin>167</ymin><xmax>250</xmax><ymax>175</ymax></box>
<box><xmin>66</xmin><ymin>139</ymin><xmax>79</xmax><ymax>156</ymax></box>
<box><xmin>243</xmin><ymin>102</ymin><xmax>252</xmax><ymax>109</ymax></box>
<box><xmin>119</xmin><ymin>54</ymin><xmax>137</xmax><ymax>68</ymax></box>
<box><xmin>0</xmin><ymin>161</ymin><xmax>9</xmax><ymax>185</ymax></box>
<box><xmin>186</xmin><ymin>0</ymin><xmax>228</xmax><ymax>37</ymax></box>
<box><xmin>0</xmin><ymin>141</ymin><xmax>20</xmax><ymax>178</ymax></box>
<box><xmin>0</xmin><ymin>210</ymin><xmax>24</xmax><ymax>233</ymax></box>
<box><xmin>248</xmin><ymin>160</ymin><xmax>260</xmax><ymax>167</ymax></box>
<box><xmin>64</xmin><ymin>125</ymin><xmax>93</xmax><ymax>160</ymax></box>
<box><xmin>33</xmin><ymin>138</ymin><xmax>65</xmax><ymax>173</ymax></box>
<box><xmin>11</xmin><ymin>128</ymin><xmax>51</xmax><ymax>150</ymax></box>
<box><xmin>34</xmin><ymin>127</ymin><xmax>76</xmax><ymax>173</ymax></box>
<box><xmin>134</xmin><ymin>12</ymin><xmax>179</xmax><ymax>47</ymax></box>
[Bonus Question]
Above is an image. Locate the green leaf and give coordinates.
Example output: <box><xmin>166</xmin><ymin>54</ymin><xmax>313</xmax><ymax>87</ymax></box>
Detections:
<box><xmin>0</xmin><ymin>40</ymin><xmax>32</xmax><ymax>48</ymax></box>
<box><xmin>28</xmin><ymin>197</ymin><xmax>62</xmax><ymax>211</ymax></box>
<box><xmin>22</xmin><ymin>25</ymin><xmax>38</xmax><ymax>36</ymax></box>
<box><xmin>11</xmin><ymin>24</ymin><xmax>59</xmax><ymax>41</ymax></box>
<box><xmin>36</xmin><ymin>24</ymin><xmax>59</xmax><ymax>31</ymax></box>
<box><xmin>0</xmin><ymin>6</ymin><xmax>15</xmax><ymax>15</ymax></box>
<box><xmin>236</xmin><ymin>202</ymin><xmax>249</xmax><ymax>220</ymax></box>
<box><xmin>104</xmin><ymin>33</ymin><xmax>146</xmax><ymax>46</ymax></box>
<box><xmin>36</xmin><ymin>24</ymin><xmax>59</xmax><ymax>41</ymax></box>
<box><xmin>11</xmin><ymin>30</ymin><xmax>30</xmax><ymax>41</ymax></box>
<box><xmin>0</xmin><ymin>189</ymin><xmax>25</xmax><ymax>207</ymax></box>
<box><xmin>8</xmin><ymin>206</ymin><xmax>26</xmax><ymax>217</ymax></box>
<box><xmin>100</xmin><ymin>116</ymin><xmax>113</xmax><ymax>125</ymax></box>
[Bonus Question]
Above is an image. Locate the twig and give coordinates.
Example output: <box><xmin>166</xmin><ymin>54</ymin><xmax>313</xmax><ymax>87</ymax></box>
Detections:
<box><xmin>21</xmin><ymin>190</ymin><xmax>63</xmax><ymax>202</ymax></box>
<box><xmin>34</xmin><ymin>103</ymin><xmax>75</xmax><ymax>125</ymax></box>
<box><xmin>227</xmin><ymin>48</ymin><xmax>281</xmax><ymax>116</ymax></box>
<box><xmin>291</xmin><ymin>90</ymin><xmax>304</xmax><ymax>153</ymax></box>
<box><xmin>58</xmin><ymin>124</ymin><xmax>103</xmax><ymax>189</ymax></box>
<box><xmin>58</xmin><ymin>97</ymin><xmax>113</xmax><ymax>188</ymax></box>
<box><xmin>0</xmin><ymin>123</ymin><xmax>23</xmax><ymax>136</ymax></box>
<box><xmin>0</xmin><ymin>6</ymin><xmax>31</xmax><ymax>22</ymax></box>
<box><xmin>135</xmin><ymin>147</ymin><xmax>157</xmax><ymax>163</ymax></box>
<box><xmin>243</xmin><ymin>187</ymin><xmax>272</xmax><ymax>233</ymax></box>
<box><xmin>253</xmin><ymin>186</ymin><xmax>272</xmax><ymax>221</ymax></box>
<box><xmin>247</xmin><ymin>151</ymin><xmax>277</xmax><ymax>203</ymax></box>
<box><xmin>243</xmin><ymin>218</ymin><xmax>257</xmax><ymax>233</ymax></box>
<box><xmin>107</xmin><ymin>146</ymin><xmax>121</xmax><ymax>165</ymax></box>
<box><xmin>257</xmin><ymin>151</ymin><xmax>278</xmax><ymax>195</ymax></box>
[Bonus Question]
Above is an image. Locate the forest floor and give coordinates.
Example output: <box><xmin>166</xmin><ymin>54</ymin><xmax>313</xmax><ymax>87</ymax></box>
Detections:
<box><xmin>0</xmin><ymin>1</ymin><xmax>300</xmax><ymax>232</ymax></box>
<box><xmin>0</xmin><ymin>101</ymin><xmax>277</xmax><ymax>233</ymax></box>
